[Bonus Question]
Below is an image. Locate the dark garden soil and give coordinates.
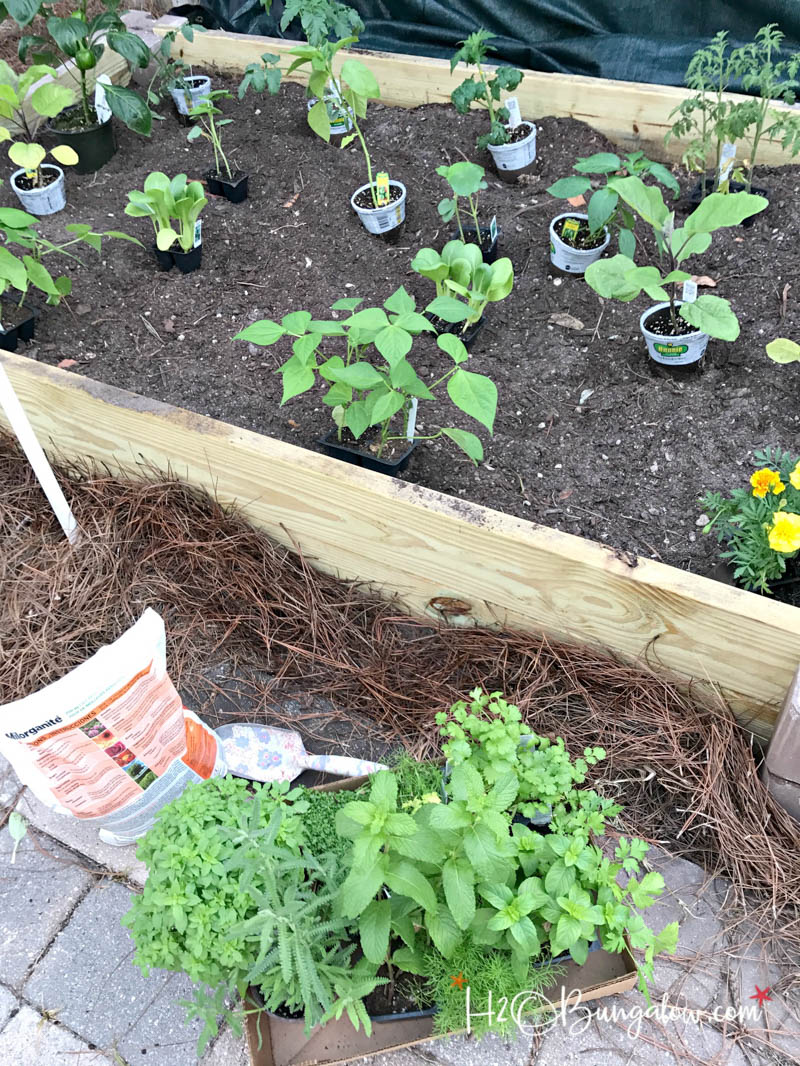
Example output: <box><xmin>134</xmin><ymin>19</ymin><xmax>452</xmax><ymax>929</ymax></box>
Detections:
<box><xmin>8</xmin><ymin>72</ymin><xmax>800</xmax><ymax>579</ymax></box>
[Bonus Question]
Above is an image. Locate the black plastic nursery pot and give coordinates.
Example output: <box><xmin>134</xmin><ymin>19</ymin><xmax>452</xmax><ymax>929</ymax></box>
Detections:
<box><xmin>424</xmin><ymin>312</ymin><xmax>485</xmax><ymax>352</ymax></box>
<box><xmin>449</xmin><ymin>224</ymin><xmax>500</xmax><ymax>263</ymax></box>
<box><xmin>0</xmin><ymin>325</ymin><xmax>18</xmax><ymax>353</ymax></box>
<box><xmin>0</xmin><ymin>303</ymin><xmax>36</xmax><ymax>351</ymax></box>
<box><xmin>46</xmin><ymin>108</ymin><xmax>116</xmax><ymax>175</ymax></box>
<box><xmin>687</xmin><ymin>177</ymin><xmax>770</xmax><ymax>227</ymax></box>
<box><xmin>152</xmin><ymin>244</ymin><xmax>175</xmax><ymax>272</ymax></box>
<box><xmin>318</xmin><ymin>430</ymin><xmax>417</xmax><ymax>476</ymax></box>
<box><xmin>172</xmin><ymin>245</ymin><xmax>203</xmax><ymax>274</ymax></box>
<box><xmin>206</xmin><ymin>169</ymin><xmax>249</xmax><ymax>203</ymax></box>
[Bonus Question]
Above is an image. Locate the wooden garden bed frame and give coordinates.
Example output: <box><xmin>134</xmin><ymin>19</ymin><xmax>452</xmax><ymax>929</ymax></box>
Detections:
<box><xmin>3</xmin><ymin>350</ymin><xmax>799</xmax><ymax>740</ymax></box>
<box><xmin>153</xmin><ymin>14</ymin><xmax>798</xmax><ymax>166</ymax></box>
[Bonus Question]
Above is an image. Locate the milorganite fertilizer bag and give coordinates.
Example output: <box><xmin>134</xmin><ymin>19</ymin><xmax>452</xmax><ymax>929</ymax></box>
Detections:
<box><xmin>0</xmin><ymin>608</ymin><xmax>226</xmax><ymax>845</ymax></box>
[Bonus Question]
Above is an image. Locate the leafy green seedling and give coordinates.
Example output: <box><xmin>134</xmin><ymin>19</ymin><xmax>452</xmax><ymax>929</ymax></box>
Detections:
<box><xmin>450</xmin><ymin>30</ymin><xmax>523</xmax><ymax>151</ymax></box>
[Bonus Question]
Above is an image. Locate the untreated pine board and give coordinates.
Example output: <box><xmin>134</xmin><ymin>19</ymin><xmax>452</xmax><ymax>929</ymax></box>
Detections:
<box><xmin>153</xmin><ymin>15</ymin><xmax>797</xmax><ymax>166</ymax></box>
<box><xmin>2</xmin><ymin>352</ymin><xmax>798</xmax><ymax>737</ymax></box>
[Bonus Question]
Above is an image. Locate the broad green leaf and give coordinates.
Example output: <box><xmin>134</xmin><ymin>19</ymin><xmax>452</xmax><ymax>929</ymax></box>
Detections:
<box><xmin>442</xmin><ymin>856</ymin><xmax>476</xmax><ymax>930</ymax></box>
<box><xmin>292</xmin><ymin>331</ymin><xmax>321</xmax><ymax>363</ymax></box>
<box><xmin>389</xmin><ymin>358</ymin><xmax>434</xmax><ymax>399</ymax></box>
<box><xmin>391</xmin><ymin>311</ymin><xmax>434</xmax><ymax>333</ymax></box>
<box><xmin>486</xmin><ymin>773</ymin><xmax>517</xmax><ymax>812</ymax></box>
<box><xmin>0</xmin><ymin>245</ymin><xmax>29</xmax><ymax>290</ymax></box>
<box><xmin>670</xmin><ymin>227</ymin><xmax>712</xmax><ymax>262</ymax></box>
<box><xmin>340</xmin><ymin>862</ymin><xmax>387</xmax><ymax>918</ymax></box>
<box><xmin>107</xmin><ymin>29</ymin><xmax>152</xmax><ymax>69</ymax></box>
<box><xmin>374</xmin><ymin>324</ymin><xmax>412</xmax><ymax>364</ymax></box>
<box><xmin>439</xmin><ymin>160</ymin><xmax>485</xmax><ymax>197</ymax></box>
<box><xmin>624</xmin><ymin>265</ymin><xmax>669</xmax><ymax>302</ymax></box>
<box><xmin>478</xmin><ymin>882</ymin><xmax>514</xmax><ymax>910</ymax></box>
<box><xmin>281</xmin><ymin>310</ymin><xmax>312</xmax><ymax>334</ymax></box>
<box><xmin>574</xmin><ymin>151</ymin><xmax>621</xmax><ymax>174</ymax></box>
<box><xmin>544</xmin><ymin>859</ymin><xmax>576</xmax><ymax>897</ymax></box>
<box><xmin>607</xmin><ymin>175</ymin><xmax>668</xmax><ymax>229</ymax></box>
<box><xmin>584</xmin><ymin>253</ymin><xmax>639</xmax><ymax>301</ymax></box>
<box><xmin>6</xmin><ymin>0</ymin><xmax>41</xmax><ymax>26</ymax></box>
<box><xmin>392</xmin><ymin>945</ymin><xmax>426</xmax><ymax>975</ymax></box>
<box><xmin>486</xmin><ymin>258</ymin><xmax>514</xmax><ymax>302</ymax></box>
<box><xmin>370</xmin><ymin>388</ymin><xmax>405</xmax><ymax>426</ymax></box>
<box><xmin>234</xmin><ymin>320</ymin><xmax>287</xmax><ymax>345</ymax></box>
<box><xmin>345</xmin><ymin>400</ymin><xmax>371</xmax><ymax>439</ymax></box>
<box><xmin>359</xmin><ymin>899</ymin><xmax>391</xmax><ymax>964</ymax></box>
<box><xmin>341</xmin><ymin>59</ymin><xmax>380</xmax><ymax>99</ymax></box>
<box><xmin>546</xmin><ymin>175</ymin><xmax>592</xmax><ymax>198</ymax></box>
<box><xmin>104</xmin><ymin>83</ymin><xmax>152</xmax><ymax>136</ymax></box>
<box><xmin>411</xmin><ymin>247</ymin><xmax>448</xmax><ymax>283</ymax></box>
<box><xmin>346</xmin><ymin>307</ymin><xmax>390</xmax><ymax>331</ymax></box>
<box><xmin>587</xmin><ymin>187</ymin><xmax>617</xmax><ymax>233</ymax></box>
<box><xmin>685</xmin><ymin>191</ymin><xmax>768</xmax><ymax>233</ymax></box>
<box><xmin>437</xmin><ymin>333</ymin><xmax>469</xmax><ymax>364</ymax></box>
<box><xmin>308</xmin><ymin>320</ymin><xmax>346</xmax><ymax>335</ymax></box>
<box><xmin>553</xmin><ymin>913</ymin><xmax>582</xmax><ymax>951</ymax></box>
<box><xmin>426</xmin><ymin>295</ymin><xmax>469</xmax><ymax>324</ymax></box>
<box><xmin>9</xmin><ymin>141</ymin><xmax>45</xmax><ymax>171</ymax></box>
<box><xmin>22</xmin><ymin>255</ymin><xmax>58</xmax><ymax>295</ymax></box>
<box><xmin>331</xmin><ymin>296</ymin><xmax>363</xmax><ymax>311</ymax></box>
<box><xmin>307</xmin><ymin>98</ymin><xmax>330</xmax><ymax>141</ymax></box>
<box><xmin>509</xmin><ymin>915</ymin><xmax>540</xmax><ymax>954</ymax></box>
<box><xmin>464</xmin><ymin>822</ymin><xmax>512</xmax><ymax>880</ymax></box>
<box><xmin>680</xmin><ymin>294</ymin><xmax>739</xmax><ymax>341</ymax></box>
<box><xmin>279</xmin><ymin>357</ymin><xmax>315</xmax><ymax>403</ymax></box>
<box><xmin>385</xmin><ymin>859</ymin><xmax>437</xmax><ymax>913</ymax></box>
<box><xmin>569</xmin><ymin>937</ymin><xmax>590</xmax><ymax>965</ymax></box>
<box><xmin>441</xmin><ymin>427</ymin><xmax>483</xmax><ymax>463</ymax></box>
<box><xmin>618</xmin><ymin>227</ymin><xmax>635</xmax><ymax>258</ymax></box>
<box><xmin>330</xmin><ymin>361</ymin><xmax>385</xmax><ymax>390</ymax></box>
<box><xmin>646</xmin><ymin>161</ymin><xmax>680</xmax><ymax>196</ymax></box>
<box><xmin>383</xmin><ymin>285</ymin><xmax>415</xmax><ymax>315</ymax></box>
<box><xmin>384</xmin><ymin>812</ymin><xmax>419</xmax><ymax>837</ymax></box>
<box><xmin>425</xmin><ymin>907</ymin><xmax>461</xmax><ymax>957</ymax></box>
<box><xmin>429</xmin><ymin>802</ymin><xmax>471</xmax><ymax>830</ymax></box>
<box><xmin>337</xmin><ymin>801</ymin><xmax>375</xmax><ymax>828</ymax></box>
<box><xmin>370</xmin><ymin>770</ymin><xmax>398</xmax><ymax>810</ymax></box>
<box><xmin>447</xmin><ymin>369</ymin><xmax>497</xmax><ymax>433</ymax></box>
<box><xmin>29</xmin><ymin>80</ymin><xmax>73</xmax><ymax>118</ymax></box>
<box><xmin>0</xmin><ymin>207</ymin><xmax>37</xmax><ymax>229</ymax></box>
<box><xmin>50</xmin><ymin>143</ymin><xmax>78</xmax><ymax>166</ymax></box>
<box><xmin>767</xmin><ymin>338</ymin><xmax>800</xmax><ymax>364</ymax></box>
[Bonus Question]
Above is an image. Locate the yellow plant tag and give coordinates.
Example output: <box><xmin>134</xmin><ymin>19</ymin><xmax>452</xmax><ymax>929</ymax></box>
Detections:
<box><xmin>375</xmin><ymin>172</ymin><xmax>391</xmax><ymax>206</ymax></box>
<box><xmin>562</xmin><ymin>217</ymin><xmax>580</xmax><ymax>238</ymax></box>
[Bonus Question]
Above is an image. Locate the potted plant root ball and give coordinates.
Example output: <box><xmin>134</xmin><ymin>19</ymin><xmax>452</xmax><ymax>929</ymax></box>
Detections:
<box><xmin>450</xmin><ymin>29</ymin><xmax>535</xmax><ymax>182</ymax></box>
<box><xmin>125</xmin><ymin>172</ymin><xmax>207</xmax><ymax>274</ymax></box>
<box><xmin>188</xmin><ymin>90</ymin><xmax>248</xmax><ymax>204</ymax></box>
<box><xmin>549</xmin><ymin>213</ymin><xmax>610</xmax><ymax>274</ymax></box>
<box><xmin>436</xmin><ymin>160</ymin><xmax>500</xmax><ymax>262</ymax></box>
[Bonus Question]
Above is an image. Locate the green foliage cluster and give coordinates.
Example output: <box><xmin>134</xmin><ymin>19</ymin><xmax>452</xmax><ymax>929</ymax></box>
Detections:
<box><xmin>234</xmin><ymin>283</ymin><xmax>499</xmax><ymax>465</ymax></box>
<box><xmin>583</xmin><ymin>176</ymin><xmax>767</xmax><ymax>339</ymax></box>
<box><xmin>411</xmin><ymin>240</ymin><xmax>514</xmax><ymax>336</ymax></box>
<box><xmin>449</xmin><ymin>30</ymin><xmax>523</xmax><ymax>150</ymax></box>
<box><xmin>667</xmin><ymin>24</ymin><xmax>800</xmax><ymax>192</ymax></box>
<box><xmin>125</xmin><ymin>172</ymin><xmax>208</xmax><ymax>254</ymax></box>
<box><xmin>700</xmin><ymin>447</ymin><xmax>800</xmax><ymax>592</ymax></box>
<box><xmin>546</xmin><ymin>150</ymin><xmax>679</xmax><ymax>257</ymax></box>
<box><xmin>301</xmin><ymin>785</ymin><xmax>365</xmax><ymax>861</ymax></box>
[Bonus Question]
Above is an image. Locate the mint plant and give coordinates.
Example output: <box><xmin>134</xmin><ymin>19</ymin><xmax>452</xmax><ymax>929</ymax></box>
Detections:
<box><xmin>450</xmin><ymin>30</ymin><xmax>523</xmax><ymax>150</ymax></box>
<box><xmin>234</xmin><ymin>286</ymin><xmax>498</xmax><ymax>464</ymax></box>
<box><xmin>546</xmin><ymin>150</ymin><xmax>679</xmax><ymax>257</ymax></box>
<box><xmin>584</xmin><ymin>176</ymin><xmax>767</xmax><ymax>338</ymax></box>
<box><xmin>411</xmin><ymin>240</ymin><xmax>514</xmax><ymax>331</ymax></box>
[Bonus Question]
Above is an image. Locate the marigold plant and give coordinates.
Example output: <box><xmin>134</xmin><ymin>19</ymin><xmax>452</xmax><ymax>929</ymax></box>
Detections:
<box><xmin>701</xmin><ymin>448</ymin><xmax>800</xmax><ymax>592</ymax></box>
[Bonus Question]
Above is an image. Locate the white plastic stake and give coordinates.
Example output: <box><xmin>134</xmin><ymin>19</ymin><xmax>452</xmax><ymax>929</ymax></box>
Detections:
<box><xmin>406</xmin><ymin>397</ymin><xmax>418</xmax><ymax>442</ymax></box>
<box><xmin>0</xmin><ymin>362</ymin><xmax>80</xmax><ymax>544</ymax></box>
<box><xmin>94</xmin><ymin>74</ymin><xmax>112</xmax><ymax>124</ymax></box>
<box><xmin>505</xmin><ymin>97</ymin><xmax>522</xmax><ymax>128</ymax></box>
<box><xmin>682</xmin><ymin>279</ymin><xmax>698</xmax><ymax>303</ymax></box>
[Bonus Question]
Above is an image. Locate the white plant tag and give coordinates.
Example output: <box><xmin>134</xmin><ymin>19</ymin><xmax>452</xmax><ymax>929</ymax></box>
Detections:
<box><xmin>406</xmin><ymin>396</ymin><xmax>418</xmax><ymax>442</ymax></box>
<box><xmin>718</xmin><ymin>141</ymin><xmax>736</xmax><ymax>184</ymax></box>
<box><xmin>682</xmin><ymin>279</ymin><xmax>698</xmax><ymax>303</ymax></box>
<box><xmin>505</xmin><ymin>97</ymin><xmax>522</xmax><ymax>128</ymax></box>
<box><xmin>94</xmin><ymin>74</ymin><xmax>112</xmax><ymax>123</ymax></box>
<box><xmin>490</xmin><ymin>214</ymin><xmax>498</xmax><ymax>243</ymax></box>
<box><xmin>193</xmin><ymin>219</ymin><xmax>202</xmax><ymax>248</ymax></box>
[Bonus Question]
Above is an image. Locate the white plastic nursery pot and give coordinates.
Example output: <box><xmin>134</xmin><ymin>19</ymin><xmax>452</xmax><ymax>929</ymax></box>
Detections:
<box><xmin>171</xmin><ymin>75</ymin><xmax>211</xmax><ymax>116</ymax></box>
<box><xmin>306</xmin><ymin>97</ymin><xmax>354</xmax><ymax>136</ymax></box>
<box><xmin>11</xmin><ymin>165</ymin><xmax>66</xmax><ymax>216</ymax></box>
<box><xmin>640</xmin><ymin>301</ymin><xmax>709</xmax><ymax>367</ymax></box>
<box><xmin>487</xmin><ymin>121</ymin><xmax>537</xmax><ymax>176</ymax></box>
<box><xmin>549</xmin><ymin>213</ymin><xmax>610</xmax><ymax>274</ymax></box>
<box><xmin>350</xmin><ymin>180</ymin><xmax>407</xmax><ymax>236</ymax></box>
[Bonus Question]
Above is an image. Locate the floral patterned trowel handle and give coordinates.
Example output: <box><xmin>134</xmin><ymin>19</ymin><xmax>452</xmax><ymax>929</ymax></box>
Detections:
<box><xmin>215</xmin><ymin>723</ymin><xmax>387</xmax><ymax>783</ymax></box>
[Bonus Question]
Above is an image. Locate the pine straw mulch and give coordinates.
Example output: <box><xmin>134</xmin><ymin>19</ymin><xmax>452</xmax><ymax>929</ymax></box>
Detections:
<box><xmin>2</xmin><ymin>432</ymin><xmax>800</xmax><ymax>974</ymax></box>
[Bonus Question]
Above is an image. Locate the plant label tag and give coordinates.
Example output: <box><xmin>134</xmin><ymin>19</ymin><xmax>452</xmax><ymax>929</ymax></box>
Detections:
<box><xmin>193</xmin><ymin>219</ymin><xmax>202</xmax><ymax>248</ymax></box>
<box><xmin>562</xmin><ymin>217</ymin><xmax>580</xmax><ymax>239</ymax></box>
<box><xmin>94</xmin><ymin>74</ymin><xmax>112</xmax><ymax>124</ymax></box>
<box><xmin>406</xmin><ymin>396</ymin><xmax>419</xmax><ymax>441</ymax></box>
<box><xmin>718</xmin><ymin>141</ymin><xmax>736</xmax><ymax>184</ymax></box>
<box><xmin>682</xmin><ymin>279</ymin><xmax>698</xmax><ymax>303</ymax></box>
<box><xmin>490</xmin><ymin>214</ymin><xmax>498</xmax><ymax>243</ymax></box>
<box><xmin>505</xmin><ymin>97</ymin><xmax>522</xmax><ymax>128</ymax></box>
<box><xmin>375</xmin><ymin>172</ymin><xmax>391</xmax><ymax>206</ymax></box>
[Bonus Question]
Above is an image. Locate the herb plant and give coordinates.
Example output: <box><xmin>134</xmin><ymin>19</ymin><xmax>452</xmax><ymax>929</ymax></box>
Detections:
<box><xmin>13</xmin><ymin>0</ymin><xmax>153</xmax><ymax>135</ymax></box>
<box><xmin>412</xmin><ymin>240</ymin><xmax>514</xmax><ymax>332</ymax></box>
<box><xmin>125</xmin><ymin>172</ymin><xmax>207</xmax><ymax>254</ymax></box>
<box><xmin>450</xmin><ymin>30</ymin><xmax>523</xmax><ymax>150</ymax></box>
<box><xmin>546</xmin><ymin>151</ymin><xmax>680</xmax><ymax>257</ymax></box>
<box><xmin>700</xmin><ymin>447</ymin><xmax>800</xmax><ymax>592</ymax></box>
<box><xmin>234</xmin><ymin>286</ymin><xmax>498</xmax><ymax>463</ymax></box>
<box><xmin>436</xmin><ymin>161</ymin><xmax>488</xmax><ymax>243</ymax></box>
<box><xmin>188</xmin><ymin>90</ymin><xmax>235</xmax><ymax>179</ymax></box>
<box><xmin>584</xmin><ymin>176</ymin><xmax>767</xmax><ymax>338</ymax></box>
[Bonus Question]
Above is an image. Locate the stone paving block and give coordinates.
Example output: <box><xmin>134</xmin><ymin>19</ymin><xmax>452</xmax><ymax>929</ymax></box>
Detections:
<box><xmin>25</xmin><ymin>879</ymin><xmax>203</xmax><ymax>1066</ymax></box>
<box><xmin>0</xmin><ymin>985</ymin><xmax>18</xmax><ymax>1030</ymax></box>
<box><xmin>200</xmin><ymin>1024</ymin><xmax>251</xmax><ymax>1066</ymax></box>
<box><xmin>17</xmin><ymin>788</ymin><xmax>147</xmax><ymax>888</ymax></box>
<box><xmin>0</xmin><ymin>1005</ymin><xmax>114</xmax><ymax>1065</ymax></box>
<box><xmin>721</xmin><ymin>936</ymin><xmax>800</xmax><ymax>1063</ymax></box>
<box><xmin>360</xmin><ymin>1049</ymin><xmax>438</xmax><ymax>1066</ymax></box>
<box><xmin>0</xmin><ymin>829</ymin><xmax>92</xmax><ymax>989</ymax></box>
<box><xmin>425</xmin><ymin>1028</ymin><xmax>533</xmax><ymax>1066</ymax></box>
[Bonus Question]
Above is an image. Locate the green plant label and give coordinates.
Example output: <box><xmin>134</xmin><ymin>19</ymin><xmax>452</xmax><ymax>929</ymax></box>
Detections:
<box><xmin>561</xmin><ymin>217</ymin><xmax>580</xmax><ymax>239</ymax></box>
<box><xmin>653</xmin><ymin>342</ymin><xmax>689</xmax><ymax>356</ymax></box>
<box><xmin>375</xmin><ymin>172</ymin><xmax>391</xmax><ymax>206</ymax></box>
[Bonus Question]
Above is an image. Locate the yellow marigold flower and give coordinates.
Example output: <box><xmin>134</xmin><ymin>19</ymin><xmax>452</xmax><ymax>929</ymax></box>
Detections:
<box><xmin>790</xmin><ymin>462</ymin><xmax>800</xmax><ymax>491</ymax></box>
<box><xmin>751</xmin><ymin>468</ymin><xmax>785</xmax><ymax>498</ymax></box>
<box><xmin>768</xmin><ymin>511</ymin><xmax>800</xmax><ymax>554</ymax></box>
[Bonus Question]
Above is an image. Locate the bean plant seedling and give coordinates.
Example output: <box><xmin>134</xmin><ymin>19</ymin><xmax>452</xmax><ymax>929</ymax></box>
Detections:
<box><xmin>436</xmin><ymin>161</ymin><xmax>488</xmax><ymax>243</ymax></box>
<box><xmin>234</xmin><ymin>286</ymin><xmax>498</xmax><ymax>463</ymax></box>
<box><xmin>767</xmin><ymin>338</ymin><xmax>800</xmax><ymax>364</ymax></box>
<box><xmin>546</xmin><ymin>150</ymin><xmax>680</xmax><ymax>257</ymax></box>
<box><xmin>450</xmin><ymin>29</ymin><xmax>523</xmax><ymax>150</ymax></box>
<box><xmin>188</xmin><ymin>90</ymin><xmax>235</xmax><ymax>179</ymax></box>
<box><xmin>584</xmin><ymin>177</ymin><xmax>767</xmax><ymax>339</ymax></box>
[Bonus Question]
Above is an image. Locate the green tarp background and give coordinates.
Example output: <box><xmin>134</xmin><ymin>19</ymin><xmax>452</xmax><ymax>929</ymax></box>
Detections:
<box><xmin>173</xmin><ymin>0</ymin><xmax>800</xmax><ymax>87</ymax></box>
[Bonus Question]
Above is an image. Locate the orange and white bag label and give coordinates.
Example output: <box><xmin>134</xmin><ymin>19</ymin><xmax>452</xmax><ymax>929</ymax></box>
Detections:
<box><xmin>0</xmin><ymin>609</ymin><xmax>225</xmax><ymax>842</ymax></box>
